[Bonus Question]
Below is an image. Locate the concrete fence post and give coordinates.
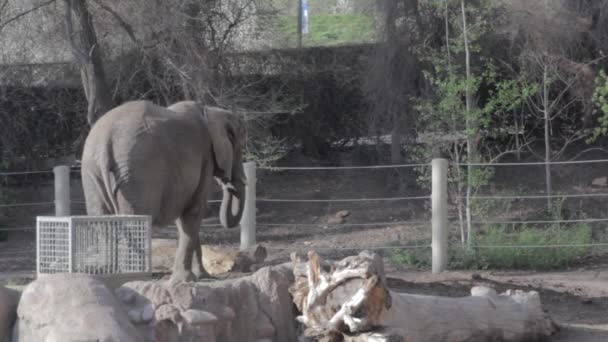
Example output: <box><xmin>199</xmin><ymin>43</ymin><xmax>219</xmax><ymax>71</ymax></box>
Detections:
<box><xmin>432</xmin><ymin>158</ymin><xmax>448</xmax><ymax>273</ymax></box>
<box><xmin>240</xmin><ymin>162</ymin><xmax>257</xmax><ymax>250</ymax></box>
<box><xmin>54</xmin><ymin>165</ymin><xmax>71</xmax><ymax>217</ymax></box>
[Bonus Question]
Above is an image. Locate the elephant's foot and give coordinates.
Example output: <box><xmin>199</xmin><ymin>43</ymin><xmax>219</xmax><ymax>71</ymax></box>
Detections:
<box><xmin>169</xmin><ymin>269</ymin><xmax>196</xmax><ymax>285</ymax></box>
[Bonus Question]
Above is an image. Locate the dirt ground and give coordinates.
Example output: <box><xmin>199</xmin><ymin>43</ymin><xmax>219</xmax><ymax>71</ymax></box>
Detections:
<box><xmin>3</xmin><ymin>148</ymin><xmax>608</xmax><ymax>340</ymax></box>
<box><xmin>384</xmin><ymin>268</ymin><xmax>608</xmax><ymax>341</ymax></box>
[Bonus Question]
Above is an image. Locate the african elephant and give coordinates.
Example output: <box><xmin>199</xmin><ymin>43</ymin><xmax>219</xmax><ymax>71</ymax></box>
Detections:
<box><xmin>80</xmin><ymin>100</ymin><xmax>247</xmax><ymax>282</ymax></box>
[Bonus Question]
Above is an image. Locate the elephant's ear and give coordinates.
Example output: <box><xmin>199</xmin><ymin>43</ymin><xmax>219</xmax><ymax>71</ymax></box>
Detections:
<box><xmin>207</xmin><ymin>107</ymin><xmax>236</xmax><ymax>182</ymax></box>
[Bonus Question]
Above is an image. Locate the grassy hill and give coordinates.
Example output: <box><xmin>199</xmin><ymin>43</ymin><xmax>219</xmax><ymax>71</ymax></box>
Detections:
<box><xmin>276</xmin><ymin>13</ymin><xmax>376</xmax><ymax>47</ymax></box>
<box><xmin>268</xmin><ymin>0</ymin><xmax>378</xmax><ymax>47</ymax></box>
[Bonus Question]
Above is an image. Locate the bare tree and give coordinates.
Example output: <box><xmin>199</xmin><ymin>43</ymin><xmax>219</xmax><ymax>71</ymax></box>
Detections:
<box><xmin>503</xmin><ymin>0</ymin><xmax>597</xmax><ymax>211</ymax></box>
<box><xmin>63</xmin><ymin>0</ymin><xmax>113</xmax><ymax>126</ymax></box>
<box><xmin>364</xmin><ymin>0</ymin><xmax>422</xmax><ymax>166</ymax></box>
<box><xmin>461</xmin><ymin>0</ymin><xmax>476</xmax><ymax>246</ymax></box>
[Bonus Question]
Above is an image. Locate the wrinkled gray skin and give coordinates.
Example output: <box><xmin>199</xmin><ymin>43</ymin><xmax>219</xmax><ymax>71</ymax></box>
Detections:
<box><xmin>81</xmin><ymin>100</ymin><xmax>247</xmax><ymax>283</ymax></box>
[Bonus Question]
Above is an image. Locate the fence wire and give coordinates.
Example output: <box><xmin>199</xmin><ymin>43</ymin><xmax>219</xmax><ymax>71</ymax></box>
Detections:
<box><xmin>259</xmin><ymin>163</ymin><xmax>431</xmax><ymax>170</ymax></box>
<box><xmin>470</xmin><ymin>243</ymin><xmax>608</xmax><ymax>249</ymax></box>
<box><xmin>258</xmin><ymin>221</ymin><xmax>429</xmax><ymax>227</ymax></box>
<box><xmin>462</xmin><ymin>193</ymin><xmax>608</xmax><ymax>200</ymax></box>
<box><xmin>266</xmin><ymin>244</ymin><xmax>431</xmax><ymax>251</ymax></box>
<box><xmin>454</xmin><ymin>158</ymin><xmax>608</xmax><ymax>166</ymax></box>
<box><xmin>0</xmin><ymin>202</ymin><xmax>54</xmax><ymax>208</ymax></box>
<box><xmin>257</xmin><ymin>195</ymin><xmax>429</xmax><ymax>203</ymax></box>
<box><xmin>4</xmin><ymin>159</ymin><xmax>608</xmax><ymax>270</ymax></box>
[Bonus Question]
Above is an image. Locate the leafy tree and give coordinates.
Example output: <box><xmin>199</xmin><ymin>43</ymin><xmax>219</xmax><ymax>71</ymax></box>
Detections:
<box><xmin>414</xmin><ymin>0</ymin><xmax>533</xmax><ymax>246</ymax></box>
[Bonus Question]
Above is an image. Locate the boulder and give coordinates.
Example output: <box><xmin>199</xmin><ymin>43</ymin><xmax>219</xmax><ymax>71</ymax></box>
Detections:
<box><xmin>0</xmin><ymin>286</ymin><xmax>19</xmax><ymax>342</ymax></box>
<box><xmin>326</xmin><ymin>210</ymin><xmax>350</xmax><ymax>225</ymax></box>
<box><xmin>116</xmin><ymin>263</ymin><xmax>297</xmax><ymax>342</ymax></box>
<box><xmin>12</xmin><ymin>274</ymin><xmax>144</xmax><ymax>342</ymax></box>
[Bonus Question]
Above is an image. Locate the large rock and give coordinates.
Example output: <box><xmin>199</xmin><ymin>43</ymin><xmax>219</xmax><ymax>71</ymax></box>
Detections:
<box><xmin>0</xmin><ymin>286</ymin><xmax>19</xmax><ymax>342</ymax></box>
<box><xmin>12</xmin><ymin>274</ymin><xmax>144</xmax><ymax>342</ymax></box>
<box><xmin>116</xmin><ymin>264</ymin><xmax>297</xmax><ymax>342</ymax></box>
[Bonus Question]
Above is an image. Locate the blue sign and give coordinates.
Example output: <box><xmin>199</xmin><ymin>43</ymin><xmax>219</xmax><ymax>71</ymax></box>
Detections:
<box><xmin>302</xmin><ymin>0</ymin><xmax>309</xmax><ymax>34</ymax></box>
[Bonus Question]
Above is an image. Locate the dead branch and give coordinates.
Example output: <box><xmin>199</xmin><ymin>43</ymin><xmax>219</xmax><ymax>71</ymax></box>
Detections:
<box><xmin>91</xmin><ymin>0</ymin><xmax>137</xmax><ymax>44</ymax></box>
<box><xmin>291</xmin><ymin>251</ymin><xmax>556</xmax><ymax>342</ymax></box>
<box><xmin>0</xmin><ymin>0</ymin><xmax>56</xmax><ymax>32</ymax></box>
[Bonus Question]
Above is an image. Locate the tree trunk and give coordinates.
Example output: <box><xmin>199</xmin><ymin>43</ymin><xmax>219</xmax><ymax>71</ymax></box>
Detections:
<box><xmin>445</xmin><ymin>0</ymin><xmax>451</xmax><ymax>68</ymax></box>
<box><xmin>390</xmin><ymin>121</ymin><xmax>402</xmax><ymax>164</ymax></box>
<box><xmin>515</xmin><ymin>108</ymin><xmax>521</xmax><ymax>161</ymax></box>
<box><xmin>64</xmin><ymin>0</ymin><xmax>113</xmax><ymax>126</ymax></box>
<box><xmin>291</xmin><ymin>251</ymin><xmax>556</xmax><ymax>342</ymax></box>
<box><xmin>454</xmin><ymin>145</ymin><xmax>466</xmax><ymax>246</ymax></box>
<box><xmin>462</xmin><ymin>0</ymin><xmax>475</xmax><ymax>247</ymax></box>
<box><xmin>543</xmin><ymin>64</ymin><xmax>552</xmax><ymax>212</ymax></box>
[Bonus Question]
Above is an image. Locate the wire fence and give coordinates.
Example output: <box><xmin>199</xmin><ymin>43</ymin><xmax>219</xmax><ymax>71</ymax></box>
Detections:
<box><xmin>3</xmin><ymin>158</ymin><xmax>608</xmax><ymax>272</ymax></box>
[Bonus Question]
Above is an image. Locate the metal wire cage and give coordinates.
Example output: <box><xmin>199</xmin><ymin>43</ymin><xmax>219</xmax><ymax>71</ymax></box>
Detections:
<box><xmin>36</xmin><ymin>215</ymin><xmax>152</xmax><ymax>277</ymax></box>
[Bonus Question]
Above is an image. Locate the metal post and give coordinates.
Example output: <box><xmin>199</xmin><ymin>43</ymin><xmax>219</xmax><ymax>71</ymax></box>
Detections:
<box><xmin>432</xmin><ymin>158</ymin><xmax>448</xmax><ymax>273</ymax></box>
<box><xmin>240</xmin><ymin>162</ymin><xmax>257</xmax><ymax>250</ymax></box>
<box><xmin>54</xmin><ymin>165</ymin><xmax>71</xmax><ymax>217</ymax></box>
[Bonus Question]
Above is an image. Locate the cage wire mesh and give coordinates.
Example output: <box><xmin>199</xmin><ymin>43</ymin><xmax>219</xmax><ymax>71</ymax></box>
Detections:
<box><xmin>37</xmin><ymin>215</ymin><xmax>151</xmax><ymax>276</ymax></box>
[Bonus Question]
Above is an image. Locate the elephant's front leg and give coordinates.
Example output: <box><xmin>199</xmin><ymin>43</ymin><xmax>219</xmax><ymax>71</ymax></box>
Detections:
<box><xmin>170</xmin><ymin>216</ymin><xmax>197</xmax><ymax>283</ymax></box>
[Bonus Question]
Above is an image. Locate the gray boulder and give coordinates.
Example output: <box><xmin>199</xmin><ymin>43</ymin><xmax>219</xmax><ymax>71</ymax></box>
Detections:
<box><xmin>0</xmin><ymin>286</ymin><xmax>19</xmax><ymax>342</ymax></box>
<box><xmin>117</xmin><ymin>263</ymin><xmax>297</xmax><ymax>342</ymax></box>
<box><xmin>12</xmin><ymin>274</ymin><xmax>144</xmax><ymax>342</ymax></box>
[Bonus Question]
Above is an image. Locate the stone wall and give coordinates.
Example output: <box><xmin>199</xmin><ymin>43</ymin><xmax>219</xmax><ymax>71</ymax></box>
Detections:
<box><xmin>8</xmin><ymin>264</ymin><xmax>298</xmax><ymax>342</ymax></box>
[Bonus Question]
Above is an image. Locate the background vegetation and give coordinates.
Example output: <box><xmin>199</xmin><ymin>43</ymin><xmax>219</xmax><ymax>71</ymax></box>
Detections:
<box><xmin>2</xmin><ymin>0</ymin><xmax>608</xmax><ymax>267</ymax></box>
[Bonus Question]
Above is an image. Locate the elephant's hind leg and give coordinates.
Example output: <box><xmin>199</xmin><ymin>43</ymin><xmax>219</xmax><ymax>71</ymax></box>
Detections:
<box><xmin>170</xmin><ymin>214</ymin><xmax>205</xmax><ymax>283</ymax></box>
<box><xmin>191</xmin><ymin>227</ymin><xmax>213</xmax><ymax>280</ymax></box>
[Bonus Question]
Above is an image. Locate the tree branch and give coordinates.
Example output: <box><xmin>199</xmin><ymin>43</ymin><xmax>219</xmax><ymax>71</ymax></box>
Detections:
<box><xmin>0</xmin><ymin>0</ymin><xmax>56</xmax><ymax>32</ymax></box>
<box><xmin>91</xmin><ymin>0</ymin><xmax>137</xmax><ymax>44</ymax></box>
<box><xmin>553</xmin><ymin>131</ymin><xmax>589</xmax><ymax>159</ymax></box>
<box><xmin>64</xmin><ymin>0</ymin><xmax>89</xmax><ymax>65</ymax></box>
<box><xmin>567</xmin><ymin>148</ymin><xmax>608</xmax><ymax>161</ymax></box>
<box><xmin>487</xmin><ymin>140</ymin><xmax>535</xmax><ymax>164</ymax></box>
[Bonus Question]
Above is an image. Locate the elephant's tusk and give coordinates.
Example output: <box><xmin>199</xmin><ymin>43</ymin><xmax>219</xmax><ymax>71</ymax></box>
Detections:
<box><xmin>215</xmin><ymin>177</ymin><xmax>235</xmax><ymax>189</ymax></box>
<box><xmin>220</xmin><ymin>181</ymin><xmax>238</xmax><ymax>196</ymax></box>
<box><xmin>223</xmin><ymin>182</ymin><xmax>236</xmax><ymax>192</ymax></box>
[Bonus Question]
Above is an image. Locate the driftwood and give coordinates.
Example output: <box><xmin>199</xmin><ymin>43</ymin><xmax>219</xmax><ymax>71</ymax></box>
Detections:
<box><xmin>290</xmin><ymin>251</ymin><xmax>556</xmax><ymax>342</ymax></box>
<box><xmin>152</xmin><ymin>239</ymin><xmax>267</xmax><ymax>275</ymax></box>
<box><xmin>201</xmin><ymin>244</ymin><xmax>267</xmax><ymax>275</ymax></box>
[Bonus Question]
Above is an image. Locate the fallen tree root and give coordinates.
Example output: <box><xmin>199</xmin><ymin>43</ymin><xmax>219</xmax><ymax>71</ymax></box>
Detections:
<box><xmin>290</xmin><ymin>251</ymin><xmax>556</xmax><ymax>342</ymax></box>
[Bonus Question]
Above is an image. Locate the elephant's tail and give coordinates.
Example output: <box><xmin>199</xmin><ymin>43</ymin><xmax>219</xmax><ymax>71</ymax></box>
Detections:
<box><xmin>99</xmin><ymin>144</ymin><xmax>121</xmax><ymax>215</ymax></box>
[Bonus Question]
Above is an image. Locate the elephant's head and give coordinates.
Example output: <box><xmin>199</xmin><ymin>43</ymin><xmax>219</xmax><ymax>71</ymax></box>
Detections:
<box><xmin>206</xmin><ymin>106</ymin><xmax>247</xmax><ymax>228</ymax></box>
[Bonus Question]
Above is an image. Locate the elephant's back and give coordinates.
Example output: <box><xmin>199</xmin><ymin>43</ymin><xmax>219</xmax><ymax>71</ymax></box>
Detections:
<box><xmin>81</xmin><ymin>100</ymin><xmax>209</xmax><ymax>226</ymax></box>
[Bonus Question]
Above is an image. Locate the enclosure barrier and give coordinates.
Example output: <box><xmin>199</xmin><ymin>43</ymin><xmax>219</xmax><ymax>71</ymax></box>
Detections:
<box><xmin>4</xmin><ymin>158</ymin><xmax>608</xmax><ymax>274</ymax></box>
<box><xmin>431</xmin><ymin>159</ymin><xmax>448</xmax><ymax>273</ymax></box>
<box><xmin>54</xmin><ymin>165</ymin><xmax>70</xmax><ymax>216</ymax></box>
<box><xmin>240</xmin><ymin>161</ymin><xmax>257</xmax><ymax>250</ymax></box>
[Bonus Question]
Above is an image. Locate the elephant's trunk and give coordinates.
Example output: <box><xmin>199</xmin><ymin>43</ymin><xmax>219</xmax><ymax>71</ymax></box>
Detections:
<box><xmin>219</xmin><ymin>180</ymin><xmax>245</xmax><ymax>228</ymax></box>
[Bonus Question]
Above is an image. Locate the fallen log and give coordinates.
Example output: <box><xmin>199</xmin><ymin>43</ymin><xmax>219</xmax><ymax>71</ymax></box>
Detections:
<box><xmin>152</xmin><ymin>239</ymin><xmax>267</xmax><ymax>275</ymax></box>
<box><xmin>201</xmin><ymin>244</ymin><xmax>267</xmax><ymax>274</ymax></box>
<box><xmin>290</xmin><ymin>251</ymin><xmax>556</xmax><ymax>342</ymax></box>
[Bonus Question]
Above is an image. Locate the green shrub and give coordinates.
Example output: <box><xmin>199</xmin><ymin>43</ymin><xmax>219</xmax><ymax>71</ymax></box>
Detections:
<box><xmin>388</xmin><ymin>248</ymin><xmax>430</xmax><ymax>269</ymax></box>
<box><xmin>457</xmin><ymin>224</ymin><xmax>593</xmax><ymax>270</ymax></box>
